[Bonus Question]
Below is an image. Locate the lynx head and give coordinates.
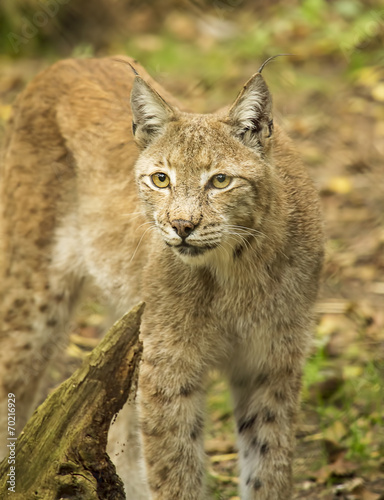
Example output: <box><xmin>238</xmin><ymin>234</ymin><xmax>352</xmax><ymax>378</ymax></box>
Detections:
<box><xmin>131</xmin><ymin>70</ymin><xmax>277</xmax><ymax>268</ymax></box>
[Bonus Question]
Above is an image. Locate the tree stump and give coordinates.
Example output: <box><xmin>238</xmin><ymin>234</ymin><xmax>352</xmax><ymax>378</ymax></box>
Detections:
<box><xmin>0</xmin><ymin>302</ymin><xmax>144</xmax><ymax>499</ymax></box>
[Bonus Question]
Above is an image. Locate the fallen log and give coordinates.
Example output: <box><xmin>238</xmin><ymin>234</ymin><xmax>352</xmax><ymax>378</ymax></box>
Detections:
<box><xmin>0</xmin><ymin>302</ymin><xmax>144</xmax><ymax>499</ymax></box>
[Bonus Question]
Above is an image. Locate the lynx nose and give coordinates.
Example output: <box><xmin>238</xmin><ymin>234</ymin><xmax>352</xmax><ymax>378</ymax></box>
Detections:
<box><xmin>171</xmin><ymin>219</ymin><xmax>195</xmax><ymax>239</ymax></box>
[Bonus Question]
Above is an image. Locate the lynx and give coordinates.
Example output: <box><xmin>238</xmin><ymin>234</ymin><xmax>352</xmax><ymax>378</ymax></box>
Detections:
<box><xmin>0</xmin><ymin>55</ymin><xmax>323</xmax><ymax>499</ymax></box>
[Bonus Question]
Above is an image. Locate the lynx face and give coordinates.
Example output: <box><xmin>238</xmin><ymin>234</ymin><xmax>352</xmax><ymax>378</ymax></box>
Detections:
<box><xmin>132</xmin><ymin>77</ymin><xmax>275</xmax><ymax>267</ymax></box>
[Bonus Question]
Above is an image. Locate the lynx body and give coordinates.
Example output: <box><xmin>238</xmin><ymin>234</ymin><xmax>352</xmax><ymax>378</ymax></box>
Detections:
<box><xmin>0</xmin><ymin>56</ymin><xmax>323</xmax><ymax>499</ymax></box>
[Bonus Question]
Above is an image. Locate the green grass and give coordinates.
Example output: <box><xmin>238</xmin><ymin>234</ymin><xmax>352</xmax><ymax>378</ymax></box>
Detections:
<box><xmin>303</xmin><ymin>334</ymin><xmax>384</xmax><ymax>465</ymax></box>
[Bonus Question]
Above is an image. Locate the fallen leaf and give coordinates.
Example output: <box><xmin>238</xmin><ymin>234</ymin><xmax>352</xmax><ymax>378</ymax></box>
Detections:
<box><xmin>208</xmin><ymin>467</ymin><xmax>239</xmax><ymax>484</ymax></box>
<box><xmin>372</xmin><ymin>83</ymin><xmax>384</xmax><ymax>102</ymax></box>
<box><xmin>370</xmin><ymin>282</ymin><xmax>384</xmax><ymax>295</ymax></box>
<box><xmin>210</xmin><ymin>453</ymin><xmax>238</xmax><ymax>463</ymax></box>
<box><xmin>360</xmin><ymin>490</ymin><xmax>381</xmax><ymax>500</ymax></box>
<box><xmin>333</xmin><ymin>476</ymin><xmax>364</xmax><ymax>493</ymax></box>
<box><xmin>324</xmin><ymin>439</ymin><xmax>348</xmax><ymax>463</ymax></box>
<box><xmin>331</xmin><ymin>455</ymin><xmax>359</xmax><ymax>477</ymax></box>
<box><xmin>303</xmin><ymin>432</ymin><xmax>324</xmax><ymax>442</ymax></box>
<box><xmin>0</xmin><ymin>104</ymin><xmax>12</xmax><ymax>121</ymax></box>
<box><xmin>326</xmin><ymin>176</ymin><xmax>353</xmax><ymax>194</ymax></box>
<box><xmin>66</xmin><ymin>342</ymin><xmax>86</xmax><ymax>359</ymax></box>
<box><xmin>69</xmin><ymin>332</ymin><xmax>99</xmax><ymax>349</ymax></box>
<box><xmin>343</xmin><ymin>365</ymin><xmax>364</xmax><ymax>379</ymax></box>
<box><xmin>323</xmin><ymin>420</ymin><xmax>347</xmax><ymax>443</ymax></box>
<box><xmin>314</xmin><ymin>453</ymin><xmax>358</xmax><ymax>483</ymax></box>
<box><xmin>205</xmin><ymin>438</ymin><xmax>235</xmax><ymax>454</ymax></box>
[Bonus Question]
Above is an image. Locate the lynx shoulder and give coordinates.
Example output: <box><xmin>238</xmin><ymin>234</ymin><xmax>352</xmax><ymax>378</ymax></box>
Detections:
<box><xmin>0</xmin><ymin>56</ymin><xmax>323</xmax><ymax>499</ymax></box>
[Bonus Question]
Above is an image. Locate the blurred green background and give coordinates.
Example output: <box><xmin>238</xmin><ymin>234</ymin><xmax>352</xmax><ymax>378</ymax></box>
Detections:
<box><xmin>0</xmin><ymin>1</ymin><xmax>383</xmax><ymax>499</ymax></box>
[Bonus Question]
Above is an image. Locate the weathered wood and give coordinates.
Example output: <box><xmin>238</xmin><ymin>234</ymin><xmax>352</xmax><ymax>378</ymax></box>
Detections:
<box><xmin>0</xmin><ymin>302</ymin><xmax>144</xmax><ymax>499</ymax></box>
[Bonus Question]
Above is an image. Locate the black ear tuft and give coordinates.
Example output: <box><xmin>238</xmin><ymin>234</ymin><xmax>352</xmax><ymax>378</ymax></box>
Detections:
<box><xmin>258</xmin><ymin>54</ymin><xmax>293</xmax><ymax>74</ymax></box>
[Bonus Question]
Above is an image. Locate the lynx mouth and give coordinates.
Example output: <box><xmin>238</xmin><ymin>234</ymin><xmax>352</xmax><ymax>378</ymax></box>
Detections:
<box><xmin>167</xmin><ymin>242</ymin><xmax>218</xmax><ymax>257</ymax></box>
<box><xmin>177</xmin><ymin>244</ymin><xmax>207</xmax><ymax>257</ymax></box>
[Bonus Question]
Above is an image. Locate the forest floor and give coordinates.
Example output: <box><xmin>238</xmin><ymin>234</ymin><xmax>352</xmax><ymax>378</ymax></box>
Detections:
<box><xmin>0</xmin><ymin>2</ymin><xmax>383</xmax><ymax>499</ymax></box>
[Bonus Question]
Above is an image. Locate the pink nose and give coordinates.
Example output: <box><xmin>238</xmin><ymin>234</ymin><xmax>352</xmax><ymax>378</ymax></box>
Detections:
<box><xmin>171</xmin><ymin>219</ymin><xmax>195</xmax><ymax>239</ymax></box>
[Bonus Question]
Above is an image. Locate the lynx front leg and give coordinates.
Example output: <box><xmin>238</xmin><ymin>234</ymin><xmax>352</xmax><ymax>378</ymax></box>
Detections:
<box><xmin>138</xmin><ymin>331</ymin><xmax>207</xmax><ymax>500</ymax></box>
<box><xmin>231</xmin><ymin>367</ymin><xmax>302</xmax><ymax>500</ymax></box>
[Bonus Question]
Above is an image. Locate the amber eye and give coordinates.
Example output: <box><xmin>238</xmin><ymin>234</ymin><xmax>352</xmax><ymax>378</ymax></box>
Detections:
<box><xmin>212</xmin><ymin>174</ymin><xmax>231</xmax><ymax>189</ymax></box>
<box><xmin>151</xmin><ymin>172</ymin><xmax>170</xmax><ymax>188</ymax></box>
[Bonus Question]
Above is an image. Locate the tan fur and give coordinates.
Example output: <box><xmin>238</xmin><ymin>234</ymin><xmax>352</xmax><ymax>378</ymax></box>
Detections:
<box><xmin>0</xmin><ymin>56</ymin><xmax>323</xmax><ymax>499</ymax></box>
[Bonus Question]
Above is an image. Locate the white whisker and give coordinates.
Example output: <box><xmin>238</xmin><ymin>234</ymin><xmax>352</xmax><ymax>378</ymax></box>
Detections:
<box><xmin>120</xmin><ymin>211</ymin><xmax>145</xmax><ymax>221</ymax></box>
<box><xmin>136</xmin><ymin>220</ymin><xmax>156</xmax><ymax>231</ymax></box>
<box><xmin>225</xmin><ymin>224</ymin><xmax>266</xmax><ymax>238</ymax></box>
<box><xmin>226</xmin><ymin>232</ymin><xmax>253</xmax><ymax>251</ymax></box>
<box><xmin>130</xmin><ymin>224</ymin><xmax>157</xmax><ymax>263</ymax></box>
<box><xmin>216</xmin><ymin>242</ymin><xmax>231</xmax><ymax>261</ymax></box>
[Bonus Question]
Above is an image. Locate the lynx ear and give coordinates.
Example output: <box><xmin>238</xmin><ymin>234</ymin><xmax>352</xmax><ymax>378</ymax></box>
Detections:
<box><xmin>130</xmin><ymin>77</ymin><xmax>176</xmax><ymax>148</ymax></box>
<box><xmin>228</xmin><ymin>73</ymin><xmax>273</xmax><ymax>150</ymax></box>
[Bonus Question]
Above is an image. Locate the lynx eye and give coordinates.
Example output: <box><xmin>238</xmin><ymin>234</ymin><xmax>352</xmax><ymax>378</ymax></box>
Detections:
<box><xmin>212</xmin><ymin>174</ymin><xmax>231</xmax><ymax>189</ymax></box>
<box><xmin>151</xmin><ymin>172</ymin><xmax>170</xmax><ymax>188</ymax></box>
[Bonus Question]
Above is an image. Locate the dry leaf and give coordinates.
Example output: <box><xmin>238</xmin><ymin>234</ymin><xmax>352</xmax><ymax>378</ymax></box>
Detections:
<box><xmin>205</xmin><ymin>438</ymin><xmax>235</xmax><ymax>454</ymax></box>
<box><xmin>335</xmin><ymin>478</ymin><xmax>382</xmax><ymax>500</ymax></box>
<box><xmin>208</xmin><ymin>467</ymin><xmax>239</xmax><ymax>484</ymax></box>
<box><xmin>69</xmin><ymin>333</ymin><xmax>99</xmax><ymax>348</ymax></box>
<box><xmin>343</xmin><ymin>365</ymin><xmax>364</xmax><ymax>379</ymax></box>
<box><xmin>372</xmin><ymin>83</ymin><xmax>384</xmax><ymax>102</ymax></box>
<box><xmin>323</xmin><ymin>420</ymin><xmax>347</xmax><ymax>443</ymax></box>
<box><xmin>314</xmin><ymin>453</ymin><xmax>358</xmax><ymax>484</ymax></box>
<box><xmin>0</xmin><ymin>104</ymin><xmax>12</xmax><ymax>121</ymax></box>
<box><xmin>327</xmin><ymin>177</ymin><xmax>353</xmax><ymax>194</ymax></box>
<box><xmin>210</xmin><ymin>453</ymin><xmax>238</xmax><ymax>463</ymax></box>
<box><xmin>66</xmin><ymin>342</ymin><xmax>86</xmax><ymax>359</ymax></box>
<box><xmin>334</xmin><ymin>477</ymin><xmax>364</xmax><ymax>493</ymax></box>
